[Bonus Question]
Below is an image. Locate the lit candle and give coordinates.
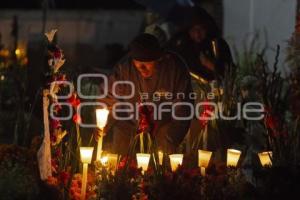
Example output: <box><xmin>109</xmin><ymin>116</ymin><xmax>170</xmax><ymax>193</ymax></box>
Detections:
<box><xmin>80</xmin><ymin>147</ymin><xmax>94</xmax><ymax>200</ymax></box>
<box><xmin>95</xmin><ymin>108</ymin><xmax>109</xmax><ymax>161</ymax></box>
<box><xmin>136</xmin><ymin>153</ymin><xmax>151</xmax><ymax>174</ymax></box>
<box><xmin>227</xmin><ymin>149</ymin><xmax>241</xmax><ymax>167</ymax></box>
<box><xmin>107</xmin><ymin>154</ymin><xmax>118</xmax><ymax>174</ymax></box>
<box><xmin>198</xmin><ymin>150</ymin><xmax>212</xmax><ymax>176</ymax></box>
<box><xmin>100</xmin><ymin>155</ymin><xmax>108</xmax><ymax>166</ymax></box>
<box><xmin>258</xmin><ymin>151</ymin><xmax>272</xmax><ymax>167</ymax></box>
<box><xmin>158</xmin><ymin>151</ymin><xmax>163</xmax><ymax>165</ymax></box>
<box><xmin>169</xmin><ymin>154</ymin><xmax>183</xmax><ymax>172</ymax></box>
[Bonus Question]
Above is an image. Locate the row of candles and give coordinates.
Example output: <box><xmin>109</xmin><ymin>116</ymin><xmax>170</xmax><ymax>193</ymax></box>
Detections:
<box><xmin>79</xmin><ymin>147</ymin><xmax>272</xmax><ymax>199</ymax></box>
<box><xmin>79</xmin><ymin>108</ymin><xmax>273</xmax><ymax>199</ymax></box>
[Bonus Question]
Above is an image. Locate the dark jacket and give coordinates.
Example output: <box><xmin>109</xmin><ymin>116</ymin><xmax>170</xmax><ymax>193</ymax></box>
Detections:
<box><xmin>167</xmin><ymin>33</ymin><xmax>233</xmax><ymax>81</ymax></box>
<box><xmin>102</xmin><ymin>52</ymin><xmax>193</xmax><ymax>154</ymax></box>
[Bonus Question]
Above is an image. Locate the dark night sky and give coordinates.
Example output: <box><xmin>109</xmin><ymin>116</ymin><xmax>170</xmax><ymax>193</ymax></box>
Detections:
<box><xmin>0</xmin><ymin>0</ymin><xmax>145</xmax><ymax>9</ymax></box>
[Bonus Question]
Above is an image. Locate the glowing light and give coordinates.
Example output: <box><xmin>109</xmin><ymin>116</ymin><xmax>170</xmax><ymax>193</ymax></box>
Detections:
<box><xmin>227</xmin><ymin>149</ymin><xmax>241</xmax><ymax>167</ymax></box>
<box><xmin>258</xmin><ymin>151</ymin><xmax>272</xmax><ymax>167</ymax></box>
<box><xmin>15</xmin><ymin>49</ymin><xmax>21</xmax><ymax>56</ymax></box>
<box><xmin>158</xmin><ymin>151</ymin><xmax>163</xmax><ymax>165</ymax></box>
<box><xmin>96</xmin><ymin>108</ymin><xmax>109</xmax><ymax>129</ymax></box>
<box><xmin>136</xmin><ymin>153</ymin><xmax>151</xmax><ymax>173</ymax></box>
<box><xmin>80</xmin><ymin>147</ymin><xmax>94</xmax><ymax>164</ymax></box>
<box><xmin>169</xmin><ymin>154</ymin><xmax>183</xmax><ymax>172</ymax></box>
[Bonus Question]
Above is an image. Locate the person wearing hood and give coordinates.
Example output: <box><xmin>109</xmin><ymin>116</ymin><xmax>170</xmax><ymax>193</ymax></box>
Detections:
<box><xmin>98</xmin><ymin>33</ymin><xmax>193</xmax><ymax>155</ymax></box>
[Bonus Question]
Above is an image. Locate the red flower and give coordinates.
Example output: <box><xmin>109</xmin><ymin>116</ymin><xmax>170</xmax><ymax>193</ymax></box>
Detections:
<box><xmin>73</xmin><ymin>114</ymin><xmax>82</xmax><ymax>124</ymax></box>
<box><xmin>53</xmin><ymin>104</ymin><xmax>62</xmax><ymax>114</ymax></box>
<box><xmin>54</xmin><ymin>49</ymin><xmax>62</xmax><ymax>59</ymax></box>
<box><xmin>68</xmin><ymin>94</ymin><xmax>81</xmax><ymax>108</ymax></box>
<box><xmin>51</xmin><ymin>119</ymin><xmax>62</xmax><ymax>129</ymax></box>
<box><xmin>50</xmin><ymin>134</ymin><xmax>57</xmax><ymax>143</ymax></box>
<box><xmin>137</xmin><ymin>103</ymin><xmax>156</xmax><ymax>134</ymax></box>
<box><xmin>54</xmin><ymin>148</ymin><xmax>62</xmax><ymax>157</ymax></box>
<box><xmin>53</xmin><ymin>74</ymin><xmax>67</xmax><ymax>82</ymax></box>
<box><xmin>199</xmin><ymin>101</ymin><xmax>215</xmax><ymax>128</ymax></box>
<box><xmin>264</xmin><ymin>107</ymin><xmax>281</xmax><ymax>137</ymax></box>
<box><xmin>59</xmin><ymin>171</ymin><xmax>70</xmax><ymax>185</ymax></box>
<box><xmin>117</xmin><ymin>156</ymin><xmax>139</xmax><ymax>177</ymax></box>
<box><xmin>118</xmin><ymin>156</ymin><xmax>136</xmax><ymax>169</ymax></box>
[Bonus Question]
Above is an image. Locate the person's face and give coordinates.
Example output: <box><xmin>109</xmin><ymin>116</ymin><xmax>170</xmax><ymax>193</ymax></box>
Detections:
<box><xmin>189</xmin><ymin>24</ymin><xmax>207</xmax><ymax>43</ymax></box>
<box><xmin>133</xmin><ymin>60</ymin><xmax>156</xmax><ymax>78</ymax></box>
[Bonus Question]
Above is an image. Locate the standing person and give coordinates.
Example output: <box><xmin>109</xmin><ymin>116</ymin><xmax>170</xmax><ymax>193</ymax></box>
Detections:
<box><xmin>98</xmin><ymin>33</ymin><xmax>193</xmax><ymax>155</ymax></box>
<box><xmin>167</xmin><ymin>10</ymin><xmax>234</xmax><ymax>162</ymax></box>
<box><xmin>167</xmin><ymin>10</ymin><xmax>233</xmax><ymax>82</ymax></box>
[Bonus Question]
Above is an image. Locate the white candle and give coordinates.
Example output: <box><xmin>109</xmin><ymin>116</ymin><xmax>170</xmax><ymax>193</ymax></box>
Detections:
<box><xmin>198</xmin><ymin>150</ymin><xmax>212</xmax><ymax>176</ymax></box>
<box><xmin>100</xmin><ymin>155</ymin><xmax>108</xmax><ymax>166</ymax></box>
<box><xmin>95</xmin><ymin>109</ymin><xmax>109</xmax><ymax>161</ymax></box>
<box><xmin>169</xmin><ymin>154</ymin><xmax>183</xmax><ymax>172</ymax></box>
<box><xmin>96</xmin><ymin>137</ymin><xmax>103</xmax><ymax>161</ymax></box>
<box><xmin>158</xmin><ymin>151</ymin><xmax>163</xmax><ymax>165</ymax></box>
<box><xmin>107</xmin><ymin>154</ymin><xmax>118</xmax><ymax>173</ymax></box>
<box><xmin>227</xmin><ymin>149</ymin><xmax>241</xmax><ymax>167</ymax></box>
<box><xmin>258</xmin><ymin>151</ymin><xmax>272</xmax><ymax>167</ymax></box>
<box><xmin>80</xmin><ymin>147</ymin><xmax>94</xmax><ymax>164</ymax></box>
<box><xmin>81</xmin><ymin>163</ymin><xmax>88</xmax><ymax>200</ymax></box>
<box><xmin>136</xmin><ymin>153</ymin><xmax>151</xmax><ymax>173</ymax></box>
<box><xmin>200</xmin><ymin>167</ymin><xmax>206</xmax><ymax>176</ymax></box>
<box><xmin>80</xmin><ymin>147</ymin><xmax>94</xmax><ymax>200</ymax></box>
<box><xmin>96</xmin><ymin>109</ymin><xmax>109</xmax><ymax>129</ymax></box>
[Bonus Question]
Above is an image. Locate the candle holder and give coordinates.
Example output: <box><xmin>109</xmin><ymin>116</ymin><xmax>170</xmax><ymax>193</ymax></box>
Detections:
<box><xmin>258</xmin><ymin>151</ymin><xmax>272</xmax><ymax>167</ymax></box>
<box><xmin>107</xmin><ymin>154</ymin><xmax>118</xmax><ymax>174</ymax></box>
<box><xmin>198</xmin><ymin>150</ymin><xmax>212</xmax><ymax>176</ymax></box>
<box><xmin>158</xmin><ymin>151</ymin><xmax>163</xmax><ymax>166</ymax></box>
<box><xmin>227</xmin><ymin>149</ymin><xmax>241</xmax><ymax>167</ymax></box>
<box><xmin>95</xmin><ymin>109</ymin><xmax>109</xmax><ymax>161</ymax></box>
<box><xmin>169</xmin><ymin>154</ymin><xmax>183</xmax><ymax>172</ymax></box>
<box><xmin>80</xmin><ymin>147</ymin><xmax>94</xmax><ymax>200</ymax></box>
<box><xmin>136</xmin><ymin>153</ymin><xmax>151</xmax><ymax>174</ymax></box>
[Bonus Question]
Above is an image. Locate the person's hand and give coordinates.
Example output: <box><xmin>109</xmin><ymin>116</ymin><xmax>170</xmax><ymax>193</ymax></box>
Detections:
<box><xmin>200</xmin><ymin>53</ymin><xmax>215</xmax><ymax>71</ymax></box>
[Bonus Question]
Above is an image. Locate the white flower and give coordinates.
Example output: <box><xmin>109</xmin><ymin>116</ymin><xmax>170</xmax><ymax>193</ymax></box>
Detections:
<box><xmin>45</xmin><ymin>29</ymin><xmax>58</xmax><ymax>43</ymax></box>
<box><xmin>50</xmin><ymin>82</ymin><xmax>60</xmax><ymax>100</ymax></box>
<box><xmin>53</xmin><ymin>57</ymin><xmax>65</xmax><ymax>73</ymax></box>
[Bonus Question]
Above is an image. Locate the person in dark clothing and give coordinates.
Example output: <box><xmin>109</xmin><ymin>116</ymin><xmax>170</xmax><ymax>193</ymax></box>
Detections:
<box><xmin>167</xmin><ymin>10</ymin><xmax>234</xmax><ymax>162</ymax></box>
<box><xmin>99</xmin><ymin>33</ymin><xmax>193</xmax><ymax>155</ymax></box>
<box><xmin>167</xmin><ymin>11</ymin><xmax>233</xmax><ymax>82</ymax></box>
